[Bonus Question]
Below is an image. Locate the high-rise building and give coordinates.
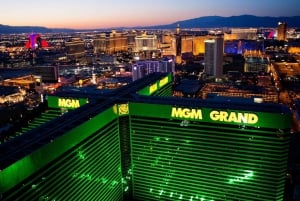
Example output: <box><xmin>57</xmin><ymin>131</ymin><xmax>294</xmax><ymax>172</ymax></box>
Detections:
<box><xmin>132</xmin><ymin>59</ymin><xmax>175</xmax><ymax>81</ymax></box>
<box><xmin>129</xmin><ymin>99</ymin><xmax>291</xmax><ymax>201</ymax></box>
<box><xmin>181</xmin><ymin>35</ymin><xmax>194</xmax><ymax>56</ymax></box>
<box><xmin>204</xmin><ymin>37</ymin><xmax>224</xmax><ymax>77</ymax></box>
<box><xmin>134</xmin><ymin>33</ymin><xmax>158</xmax><ymax>52</ymax></box>
<box><xmin>160</xmin><ymin>28</ymin><xmax>213</xmax><ymax>61</ymax></box>
<box><xmin>93</xmin><ymin>30</ymin><xmax>128</xmax><ymax>54</ymax></box>
<box><xmin>160</xmin><ymin>32</ymin><xmax>177</xmax><ymax>56</ymax></box>
<box><xmin>0</xmin><ymin>73</ymin><xmax>292</xmax><ymax>201</ymax></box>
<box><xmin>127</xmin><ymin>30</ymin><xmax>138</xmax><ymax>52</ymax></box>
<box><xmin>65</xmin><ymin>38</ymin><xmax>85</xmax><ymax>63</ymax></box>
<box><xmin>277</xmin><ymin>22</ymin><xmax>287</xmax><ymax>41</ymax></box>
<box><xmin>132</xmin><ymin>61</ymin><xmax>159</xmax><ymax>81</ymax></box>
<box><xmin>192</xmin><ymin>35</ymin><xmax>213</xmax><ymax>55</ymax></box>
<box><xmin>175</xmin><ymin>24</ymin><xmax>182</xmax><ymax>64</ymax></box>
<box><xmin>133</xmin><ymin>33</ymin><xmax>159</xmax><ymax>60</ymax></box>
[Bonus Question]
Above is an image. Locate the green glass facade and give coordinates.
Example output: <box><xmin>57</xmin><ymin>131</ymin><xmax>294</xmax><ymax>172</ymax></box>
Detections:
<box><xmin>16</xmin><ymin>109</ymin><xmax>62</xmax><ymax>136</ymax></box>
<box><xmin>0</xmin><ymin>73</ymin><xmax>293</xmax><ymax>201</ymax></box>
<box><xmin>129</xmin><ymin>102</ymin><xmax>291</xmax><ymax>201</ymax></box>
<box><xmin>0</xmin><ymin>107</ymin><xmax>123</xmax><ymax>201</ymax></box>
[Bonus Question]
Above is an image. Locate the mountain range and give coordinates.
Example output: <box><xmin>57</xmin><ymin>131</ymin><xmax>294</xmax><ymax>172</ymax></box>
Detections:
<box><xmin>161</xmin><ymin>15</ymin><xmax>300</xmax><ymax>29</ymax></box>
<box><xmin>1</xmin><ymin>15</ymin><xmax>300</xmax><ymax>34</ymax></box>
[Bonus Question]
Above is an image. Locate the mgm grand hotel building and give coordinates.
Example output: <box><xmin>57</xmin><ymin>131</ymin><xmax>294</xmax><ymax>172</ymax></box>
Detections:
<box><xmin>0</xmin><ymin>73</ymin><xmax>292</xmax><ymax>201</ymax></box>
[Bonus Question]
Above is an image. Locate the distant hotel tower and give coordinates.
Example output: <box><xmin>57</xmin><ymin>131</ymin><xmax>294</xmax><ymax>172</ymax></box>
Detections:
<box><xmin>204</xmin><ymin>36</ymin><xmax>224</xmax><ymax>77</ymax></box>
<box><xmin>65</xmin><ymin>38</ymin><xmax>85</xmax><ymax>63</ymax></box>
<box><xmin>93</xmin><ymin>30</ymin><xmax>128</xmax><ymax>55</ymax></box>
<box><xmin>132</xmin><ymin>58</ymin><xmax>175</xmax><ymax>81</ymax></box>
<box><xmin>277</xmin><ymin>22</ymin><xmax>287</xmax><ymax>41</ymax></box>
<box><xmin>135</xmin><ymin>33</ymin><xmax>158</xmax><ymax>51</ymax></box>
<box><xmin>175</xmin><ymin>24</ymin><xmax>182</xmax><ymax>64</ymax></box>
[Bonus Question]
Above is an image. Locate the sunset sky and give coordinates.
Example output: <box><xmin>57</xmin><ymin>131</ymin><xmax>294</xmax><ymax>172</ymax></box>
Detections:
<box><xmin>1</xmin><ymin>0</ymin><xmax>300</xmax><ymax>29</ymax></box>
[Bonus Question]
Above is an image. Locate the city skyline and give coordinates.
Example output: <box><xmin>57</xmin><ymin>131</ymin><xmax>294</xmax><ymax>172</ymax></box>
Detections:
<box><xmin>1</xmin><ymin>0</ymin><xmax>300</xmax><ymax>29</ymax></box>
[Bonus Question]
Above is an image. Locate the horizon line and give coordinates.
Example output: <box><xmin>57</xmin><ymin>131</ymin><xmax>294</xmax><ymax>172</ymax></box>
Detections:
<box><xmin>1</xmin><ymin>14</ymin><xmax>300</xmax><ymax>31</ymax></box>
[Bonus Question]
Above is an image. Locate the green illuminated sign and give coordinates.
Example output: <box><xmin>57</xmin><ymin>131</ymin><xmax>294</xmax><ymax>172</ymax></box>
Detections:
<box><xmin>170</xmin><ymin>107</ymin><xmax>259</xmax><ymax>124</ymax></box>
<box><xmin>47</xmin><ymin>96</ymin><xmax>89</xmax><ymax>109</ymax></box>
<box><xmin>129</xmin><ymin>102</ymin><xmax>291</xmax><ymax>129</ymax></box>
<box><xmin>209</xmin><ymin>110</ymin><xmax>258</xmax><ymax>124</ymax></box>
<box><xmin>171</xmin><ymin>107</ymin><xmax>203</xmax><ymax>120</ymax></box>
<box><xmin>138</xmin><ymin>73</ymin><xmax>172</xmax><ymax>95</ymax></box>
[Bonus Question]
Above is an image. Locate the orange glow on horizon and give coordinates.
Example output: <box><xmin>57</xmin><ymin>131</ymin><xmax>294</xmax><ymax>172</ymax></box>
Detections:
<box><xmin>23</xmin><ymin>18</ymin><xmax>176</xmax><ymax>30</ymax></box>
